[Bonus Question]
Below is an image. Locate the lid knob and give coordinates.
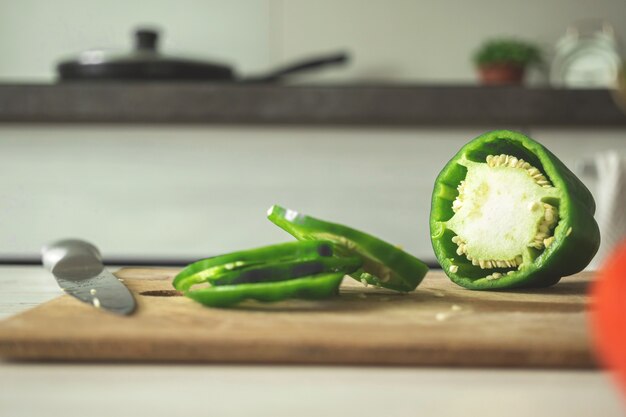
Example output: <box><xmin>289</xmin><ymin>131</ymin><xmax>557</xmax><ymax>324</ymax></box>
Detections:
<box><xmin>135</xmin><ymin>29</ymin><xmax>159</xmax><ymax>52</ymax></box>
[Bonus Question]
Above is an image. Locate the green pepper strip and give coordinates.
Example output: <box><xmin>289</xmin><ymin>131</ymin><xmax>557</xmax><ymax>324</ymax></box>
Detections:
<box><xmin>185</xmin><ymin>272</ymin><xmax>345</xmax><ymax>308</ymax></box>
<box><xmin>173</xmin><ymin>241</ymin><xmax>334</xmax><ymax>291</ymax></box>
<box><xmin>430</xmin><ymin>129</ymin><xmax>601</xmax><ymax>290</ymax></box>
<box><xmin>267</xmin><ymin>205</ymin><xmax>429</xmax><ymax>292</ymax></box>
<box><xmin>211</xmin><ymin>255</ymin><xmax>362</xmax><ymax>286</ymax></box>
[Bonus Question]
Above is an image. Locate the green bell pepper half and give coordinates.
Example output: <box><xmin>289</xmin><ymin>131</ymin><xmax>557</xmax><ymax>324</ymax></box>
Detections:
<box><xmin>430</xmin><ymin>130</ymin><xmax>601</xmax><ymax>290</ymax></box>
<box><xmin>267</xmin><ymin>205</ymin><xmax>429</xmax><ymax>292</ymax></box>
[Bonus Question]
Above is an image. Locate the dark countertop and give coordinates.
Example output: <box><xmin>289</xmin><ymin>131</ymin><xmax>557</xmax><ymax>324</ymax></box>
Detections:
<box><xmin>0</xmin><ymin>83</ymin><xmax>625</xmax><ymax>126</ymax></box>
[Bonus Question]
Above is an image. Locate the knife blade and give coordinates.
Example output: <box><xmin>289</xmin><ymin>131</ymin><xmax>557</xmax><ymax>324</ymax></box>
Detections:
<box><xmin>42</xmin><ymin>239</ymin><xmax>136</xmax><ymax>315</ymax></box>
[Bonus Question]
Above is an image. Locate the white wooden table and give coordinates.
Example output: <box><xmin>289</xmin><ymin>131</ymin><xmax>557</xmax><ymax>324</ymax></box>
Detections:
<box><xmin>0</xmin><ymin>266</ymin><xmax>624</xmax><ymax>417</ymax></box>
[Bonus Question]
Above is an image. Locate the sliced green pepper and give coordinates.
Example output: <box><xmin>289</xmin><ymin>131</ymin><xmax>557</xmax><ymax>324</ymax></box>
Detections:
<box><xmin>173</xmin><ymin>240</ymin><xmax>334</xmax><ymax>291</ymax></box>
<box><xmin>267</xmin><ymin>205</ymin><xmax>429</xmax><ymax>292</ymax></box>
<box><xmin>185</xmin><ymin>272</ymin><xmax>345</xmax><ymax>308</ymax></box>
<box><xmin>210</xmin><ymin>255</ymin><xmax>362</xmax><ymax>286</ymax></box>
<box><xmin>173</xmin><ymin>240</ymin><xmax>361</xmax><ymax>308</ymax></box>
<box><xmin>430</xmin><ymin>130</ymin><xmax>600</xmax><ymax>290</ymax></box>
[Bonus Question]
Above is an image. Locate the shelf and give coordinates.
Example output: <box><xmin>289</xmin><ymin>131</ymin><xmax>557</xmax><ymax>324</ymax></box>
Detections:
<box><xmin>0</xmin><ymin>83</ymin><xmax>625</xmax><ymax>126</ymax></box>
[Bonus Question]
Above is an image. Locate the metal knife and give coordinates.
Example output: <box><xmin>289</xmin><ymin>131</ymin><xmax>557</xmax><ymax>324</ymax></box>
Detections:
<box><xmin>42</xmin><ymin>239</ymin><xmax>136</xmax><ymax>315</ymax></box>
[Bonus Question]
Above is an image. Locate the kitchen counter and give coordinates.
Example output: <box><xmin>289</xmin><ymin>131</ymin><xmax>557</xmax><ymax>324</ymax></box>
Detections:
<box><xmin>0</xmin><ymin>265</ymin><xmax>623</xmax><ymax>417</ymax></box>
<box><xmin>1</xmin><ymin>84</ymin><xmax>625</xmax><ymax>127</ymax></box>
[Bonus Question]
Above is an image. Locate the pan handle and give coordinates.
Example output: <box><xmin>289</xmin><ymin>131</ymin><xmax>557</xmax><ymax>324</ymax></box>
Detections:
<box><xmin>243</xmin><ymin>52</ymin><xmax>349</xmax><ymax>83</ymax></box>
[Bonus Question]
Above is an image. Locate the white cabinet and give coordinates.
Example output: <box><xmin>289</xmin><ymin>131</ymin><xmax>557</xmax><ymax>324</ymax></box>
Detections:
<box><xmin>2</xmin><ymin>126</ymin><xmax>624</xmax><ymax>262</ymax></box>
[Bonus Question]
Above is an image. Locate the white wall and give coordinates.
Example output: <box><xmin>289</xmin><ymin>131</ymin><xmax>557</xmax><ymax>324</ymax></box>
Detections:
<box><xmin>0</xmin><ymin>0</ymin><xmax>273</xmax><ymax>81</ymax></box>
<box><xmin>1</xmin><ymin>0</ymin><xmax>625</xmax><ymax>83</ymax></box>
<box><xmin>278</xmin><ymin>0</ymin><xmax>626</xmax><ymax>83</ymax></box>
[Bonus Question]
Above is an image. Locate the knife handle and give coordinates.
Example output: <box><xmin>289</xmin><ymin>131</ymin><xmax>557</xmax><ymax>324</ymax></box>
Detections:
<box><xmin>42</xmin><ymin>239</ymin><xmax>103</xmax><ymax>274</ymax></box>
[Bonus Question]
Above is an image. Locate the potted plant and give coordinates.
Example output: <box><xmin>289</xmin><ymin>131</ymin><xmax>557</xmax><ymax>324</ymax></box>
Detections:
<box><xmin>473</xmin><ymin>39</ymin><xmax>542</xmax><ymax>85</ymax></box>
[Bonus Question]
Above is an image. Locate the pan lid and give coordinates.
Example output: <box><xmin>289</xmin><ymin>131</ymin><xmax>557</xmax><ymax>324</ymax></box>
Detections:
<box><xmin>57</xmin><ymin>29</ymin><xmax>235</xmax><ymax>81</ymax></box>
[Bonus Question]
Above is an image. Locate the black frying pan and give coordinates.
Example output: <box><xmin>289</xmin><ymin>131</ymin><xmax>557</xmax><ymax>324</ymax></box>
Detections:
<box><xmin>57</xmin><ymin>29</ymin><xmax>348</xmax><ymax>82</ymax></box>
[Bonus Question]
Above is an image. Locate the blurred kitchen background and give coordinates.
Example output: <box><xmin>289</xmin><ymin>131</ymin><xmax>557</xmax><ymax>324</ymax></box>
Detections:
<box><xmin>1</xmin><ymin>0</ymin><xmax>626</xmax><ymax>266</ymax></box>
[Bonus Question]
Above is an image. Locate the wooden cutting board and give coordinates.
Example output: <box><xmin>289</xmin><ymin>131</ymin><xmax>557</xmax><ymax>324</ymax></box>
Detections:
<box><xmin>0</xmin><ymin>268</ymin><xmax>596</xmax><ymax>367</ymax></box>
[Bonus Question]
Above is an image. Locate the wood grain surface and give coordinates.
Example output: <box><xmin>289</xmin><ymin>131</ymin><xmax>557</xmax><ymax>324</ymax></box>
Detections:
<box><xmin>0</xmin><ymin>268</ymin><xmax>596</xmax><ymax>367</ymax></box>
